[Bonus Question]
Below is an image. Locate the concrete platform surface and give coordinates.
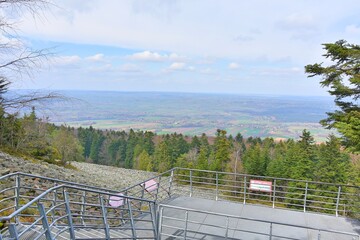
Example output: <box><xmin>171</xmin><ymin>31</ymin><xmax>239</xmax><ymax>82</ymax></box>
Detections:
<box><xmin>158</xmin><ymin>196</ymin><xmax>360</xmax><ymax>240</ymax></box>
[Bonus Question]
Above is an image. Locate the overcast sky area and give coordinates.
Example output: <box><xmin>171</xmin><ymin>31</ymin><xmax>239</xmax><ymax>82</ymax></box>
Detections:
<box><xmin>10</xmin><ymin>0</ymin><xmax>360</xmax><ymax>96</ymax></box>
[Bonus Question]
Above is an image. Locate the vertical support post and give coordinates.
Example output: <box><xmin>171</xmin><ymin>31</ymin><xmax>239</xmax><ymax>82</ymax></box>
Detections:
<box><xmin>51</xmin><ymin>183</ymin><xmax>58</xmax><ymax>225</ymax></box>
<box><xmin>157</xmin><ymin>207</ymin><xmax>164</xmax><ymax>240</ymax></box>
<box><xmin>216</xmin><ymin>173</ymin><xmax>219</xmax><ymax>201</ymax></box>
<box><xmin>243</xmin><ymin>176</ymin><xmax>247</xmax><ymax>204</ymax></box>
<box><xmin>127</xmin><ymin>199</ymin><xmax>137</xmax><ymax>239</ymax></box>
<box><xmin>8</xmin><ymin>224</ymin><xmax>19</xmax><ymax>239</ymax></box>
<box><xmin>100</xmin><ymin>196</ymin><xmax>111</xmax><ymax>240</ymax></box>
<box><xmin>155</xmin><ymin>176</ymin><xmax>161</xmax><ymax>203</ymax></box>
<box><xmin>189</xmin><ymin>170</ymin><xmax>193</xmax><ymax>197</ymax></box>
<box><xmin>38</xmin><ymin>203</ymin><xmax>54</xmax><ymax>240</ymax></box>
<box><xmin>304</xmin><ymin>182</ymin><xmax>308</xmax><ymax>213</ymax></box>
<box><xmin>139</xmin><ymin>184</ymin><xmax>145</xmax><ymax>210</ymax></box>
<box><xmin>272</xmin><ymin>180</ymin><xmax>276</xmax><ymax>209</ymax></box>
<box><xmin>335</xmin><ymin>186</ymin><xmax>341</xmax><ymax>217</ymax></box>
<box><xmin>64</xmin><ymin>192</ymin><xmax>75</xmax><ymax>240</ymax></box>
<box><xmin>149</xmin><ymin>202</ymin><xmax>157</xmax><ymax>238</ymax></box>
<box><xmin>183</xmin><ymin>211</ymin><xmax>189</xmax><ymax>240</ymax></box>
<box><xmin>269</xmin><ymin>223</ymin><xmax>273</xmax><ymax>240</ymax></box>
<box><xmin>225</xmin><ymin>217</ymin><xmax>229</xmax><ymax>240</ymax></box>
<box><xmin>168</xmin><ymin>169</ymin><xmax>174</xmax><ymax>197</ymax></box>
<box><xmin>15</xmin><ymin>175</ymin><xmax>20</xmax><ymax>223</ymax></box>
<box><xmin>317</xmin><ymin>230</ymin><xmax>321</xmax><ymax>240</ymax></box>
<box><xmin>80</xmin><ymin>191</ymin><xmax>86</xmax><ymax>225</ymax></box>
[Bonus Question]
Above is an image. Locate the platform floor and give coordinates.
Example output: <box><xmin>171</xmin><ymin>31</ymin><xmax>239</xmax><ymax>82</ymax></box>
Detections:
<box><xmin>157</xmin><ymin>196</ymin><xmax>360</xmax><ymax>240</ymax></box>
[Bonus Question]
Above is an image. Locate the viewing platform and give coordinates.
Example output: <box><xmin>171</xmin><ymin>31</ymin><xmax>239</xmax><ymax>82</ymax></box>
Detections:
<box><xmin>0</xmin><ymin>168</ymin><xmax>359</xmax><ymax>239</ymax></box>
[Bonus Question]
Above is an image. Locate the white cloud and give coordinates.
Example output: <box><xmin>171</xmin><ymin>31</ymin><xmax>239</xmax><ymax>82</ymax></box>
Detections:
<box><xmin>228</xmin><ymin>62</ymin><xmax>240</xmax><ymax>70</ymax></box>
<box><xmin>168</xmin><ymin>62</ymin><xmax>186</xmax><ymax>70</ymax></box>
<box><xmin>127</xmin><ymin>51</ymin><xmax>185</xmax><ymax>62</ymax></box>
<box><xmin>20</xmin><ymin>0</ymin><xmax>360</xmax><ymax>62</ymax></box>
<box><xmin>86</xmin><ymin>53</ymin><xmax>105</xmax><ymax>62</ymax></box>
<box><xmin>345</xmin><ymin>24</ymin><xmax>360</xmax><ymax>34</ymax></box>
<box><xmin>53</xmin><ymin>55</ymin><xmax>81</xmax><ymax>66</ymax></box>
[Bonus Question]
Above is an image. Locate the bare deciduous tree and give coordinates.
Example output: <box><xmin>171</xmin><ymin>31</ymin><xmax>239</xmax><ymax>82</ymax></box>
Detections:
<box><xmin>0</xmin><ymin>0</ymin><xmax>59</xmax><ymax>112</ymax></box>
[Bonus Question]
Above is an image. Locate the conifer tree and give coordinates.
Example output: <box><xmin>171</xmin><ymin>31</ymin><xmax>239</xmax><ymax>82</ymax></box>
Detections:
<box><xmin>305</xmin><ymin>40</ymin><xmax>360</xmax><ymax>152</ymax></box>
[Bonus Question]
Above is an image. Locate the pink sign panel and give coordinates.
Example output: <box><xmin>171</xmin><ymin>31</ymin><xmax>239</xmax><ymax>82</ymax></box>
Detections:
<box><xmin>141</xmin><ymin>179</ymin><xmax>158</xmax><ymax>192</ymax></box>
<box><xmin>249</xmin><ymin>180</ymin><xmax>272</xmax><ymax>192</ymax></box>
<box><xmin>109</xmin><ymin>193</ymin><xmax>125</xmax><ymax>207</ymax></box>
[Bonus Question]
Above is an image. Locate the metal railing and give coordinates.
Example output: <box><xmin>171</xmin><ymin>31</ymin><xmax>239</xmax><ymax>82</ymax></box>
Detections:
<box><xmin>0</xmin><ymin>172</ymin><xmax>125</xmax><ymax>219</ymax></box>
<box><xmin>119</xmin><ymin>169</ymin><xmax>174</xmax><ymax>204</ymax></box>
<box><xmin>0</xmin><ymin>184</ymin><xmax>157</xmax><ymax>239</ymax></box>
<box><xmin>171</xmin><ymin>168</ymin><xmax>360</xmax><ymax>218</ymax></box>
<box><xmin>157</xmin><ymin>204</ymin><xmax>360</xmax><ymax>240</ymax></box>
<box><xmin>1</xmin><ymin>167</ymin><xmax>359</xmax><ymax>239</ymax></box>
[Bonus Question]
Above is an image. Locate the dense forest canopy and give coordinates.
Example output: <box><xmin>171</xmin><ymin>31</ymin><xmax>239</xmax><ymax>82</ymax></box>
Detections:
<box><xmin>0</xmin><ymin>110</ymin><xmax>359</xmax><ymax>187</ymax></box>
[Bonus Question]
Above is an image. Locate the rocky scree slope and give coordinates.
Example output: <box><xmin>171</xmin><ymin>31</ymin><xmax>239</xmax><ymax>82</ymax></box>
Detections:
<box><xmin>0</xmin><ymin>151</ymin><xmax>155</xmax><ymax>190</ymax></box>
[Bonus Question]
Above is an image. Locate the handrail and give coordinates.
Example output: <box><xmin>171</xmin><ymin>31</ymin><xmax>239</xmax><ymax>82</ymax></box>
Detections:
<box><xmin>121</xmin><ymin>168</ymin><xmax>173</xmax><ymax>193</ymax></box>
<box><xmin>174</xmin><ymin>167</ymin><xmax>360</xmax><ymax>188</ymax></box>
<box><xmin>0</xmin><ymin>172</ymin><xmax>120</xmax><ymax>193</ymax></box>
<box><xmin>171</xmin><ymin>168</ymin><xmax>360</xmax><ymax>218</ymax></box>
<box><xmin>158</xmin><ymin>204</ymin><xmax>360</xmax><ymax>239</ymax></box>
<box><xmin>0</xmin><ymin>183</ymin><xmax>156</xmax><ymax>222</ymax></box>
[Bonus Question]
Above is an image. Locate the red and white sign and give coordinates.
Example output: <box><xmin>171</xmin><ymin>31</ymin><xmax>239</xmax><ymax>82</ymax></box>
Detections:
<box><xmin>249</xmin><ymin>180</ymin><xmax>272</xmax><ymax>192</ymax></box>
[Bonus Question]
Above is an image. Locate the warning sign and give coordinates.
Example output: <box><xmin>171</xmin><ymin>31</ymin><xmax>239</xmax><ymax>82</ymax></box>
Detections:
<box><xmin>249</xmin><ymin>180</ymin><xmax>272</xmax><ymax>192</ymax></box>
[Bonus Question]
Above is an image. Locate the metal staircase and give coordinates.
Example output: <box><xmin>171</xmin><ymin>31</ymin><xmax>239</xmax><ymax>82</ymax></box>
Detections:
<box><xmin>1</xmin><ymin>168</ymin><xmax>359</xmax><ymax>239</ymax></box>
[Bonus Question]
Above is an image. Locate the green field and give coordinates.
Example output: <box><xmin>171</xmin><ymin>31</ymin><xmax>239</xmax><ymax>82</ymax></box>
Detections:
<box><xmin>46</xmin><ymin>91</ymin><xmax>337</xmax><ymax>142</ymax></box>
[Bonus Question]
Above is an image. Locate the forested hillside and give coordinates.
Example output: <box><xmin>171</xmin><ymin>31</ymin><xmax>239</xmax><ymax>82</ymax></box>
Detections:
<box><xmin>1</xmin><ymin>108</ymin><xmax>359</xmax><ymax>186</ymax></box>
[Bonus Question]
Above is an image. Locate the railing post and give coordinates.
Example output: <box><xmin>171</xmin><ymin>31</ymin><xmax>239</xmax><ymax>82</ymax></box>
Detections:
<box><xmin>243</xmin><ymin>176</ymin><xmax>247</xmax><ymax>204</ymax></box>
<box><xmin>64</xmin><ymin>192</ymin><xmax>76</xmax><ymax>240</ymax></box>
<box><xmin>100</xmin><ymin>196</ymin><xmax>111</xmax><ymax>240</ymax></box>
<box><xmin>157</xmin><ymin>207</ymin><xmax>164</xmax><ymax>240</ymax></box>
<box><xmin>155</xmin><ymin>176</ymin><xmax>161</xmax><ymax>203</ymax></box>
<box><xmin>149</xmin><ymin>202</ymin><xmax>158</xmax><ymax>238</ymax></box>
<box><xmin>225</xmin><ymin>216</ymin><xmax>229</xmax><ymax>240</ymax></box>
<box><xmin>80</xmin><ymin>191</ymin><xmax>86</xmax><ymax>225</ymax></box>
<box><xmin>304</xmin><ymin>182</ymin><xmax>308</xmax><ymax>212</ymax></box>
<box><xmin>269</xmin><ymin>222</ymin><xmax>273</xmax><ymax>240</ymax></box>
<box><xmin>272</xmin><ymin>180</ymin><xmax>276</xmax><ymax>209</ymax></box>
<box><xmin>38</xmin><ymin>202</ymin><xmax>54</xmax><ymax>240</ymax></box>
<box><xmin>51</xmin><ymin>183</ymin><xmax>58</xmax><ymax>225</ymax></box>
<box><xmin>184</xmin><ymin>211</ymin><xmax>189</xmax><ymax>240</ymax></box>
<box><xmin>15</xmin><ymin>175</ymin><xmax>20</xmax><ymax>223</ymax></box>
<box><xmin>8</xmin><ymin>223</ymin><xmax>19</xmax><ymax>239</ymax></box>
<box><xmin>335</xmin><ymin>186</ymin><xmax>341</xmax><ymax>217</ymax></box>
<box><xmin>168</xmin><ymin>169</ymin><xmax>174</xmax><ymax>197</ymax></box>
<box><xmin>127</xmin><ymin>199</ymin><xmax>137</xmax><ymax>239</ymax></box>
<box><xmin>189</xmin><ymin>170</ymin><xmax>193</xmax><ymax>197</ymax></box>
<box><xmin>216</xmin><ymin>172</ymin><xmax>219</xmax><ymax>201</ymax></box>
<box><xmin>317</xmin><ymin>229</ymin><xmax>321</xmax><ymax>240</ymax></box>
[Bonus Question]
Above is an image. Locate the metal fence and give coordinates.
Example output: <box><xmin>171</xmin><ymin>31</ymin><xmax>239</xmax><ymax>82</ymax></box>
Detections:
<box><xmin>0</xmin><ymin>172</ymin><xmax>124</xmax><ymax>219</ymax></box>
<box><xmin>157</xmin><ymin>204</ymin><xmax>360</xmax><ymax>240</ymax></box>
<box><xmin>171</xmin><ymin>168</ymin><xmax>360</xmax><ymax>218</ymax></box>
<box><xmin>1</xmin><ymin>168</ymin><xmax>359</xmax><ymax>239</ymax></box>
<box><xmin>0</xmin><ymin>184</ymin><xmax>157</xmax><ymax>239</ymax></box>
<box><xmin>119</xmin><ymin>169</ymin><xmax>174</xmax><ymax>204</ymax></box>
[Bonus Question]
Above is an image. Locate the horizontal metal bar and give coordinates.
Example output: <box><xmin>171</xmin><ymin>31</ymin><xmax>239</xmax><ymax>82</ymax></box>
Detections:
<box><xmin>174</xmin><ymin>167</ymin><xmax>360</xmax><ymax>188</ymax></box>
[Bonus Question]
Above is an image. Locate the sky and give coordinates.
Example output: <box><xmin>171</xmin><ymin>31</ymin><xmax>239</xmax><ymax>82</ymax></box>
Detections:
<box><xmin>8</xmin><ymin>0</ymin><xmax>360</xmax><ymax>96</ymax></box>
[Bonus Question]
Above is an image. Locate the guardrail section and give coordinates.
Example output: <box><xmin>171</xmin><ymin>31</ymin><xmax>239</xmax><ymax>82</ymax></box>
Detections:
<box><xmin>157</xmin><ymin>204</ymin><xmax>360</xmax><ymax>240</ymax></box>
<box><xmin>0</xmin><ymin>172</ymin><xmax>121</xmax><ymax>220</ymax></box>
<box><xmin>172</xmin><ymin>168</ymin><xmax>360</xmax><ymax>218</ymax></box>
<box><xmin>0</xmin><ymin>184</ymin><xmax>157</xmax><ymax>239</ymax></box>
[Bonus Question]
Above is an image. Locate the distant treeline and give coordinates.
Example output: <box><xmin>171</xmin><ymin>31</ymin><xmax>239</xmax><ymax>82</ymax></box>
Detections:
<box><xmin>0</xmin><ymin>108</ymin><xmax>359</xmax><ymax>186</ymax></box>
